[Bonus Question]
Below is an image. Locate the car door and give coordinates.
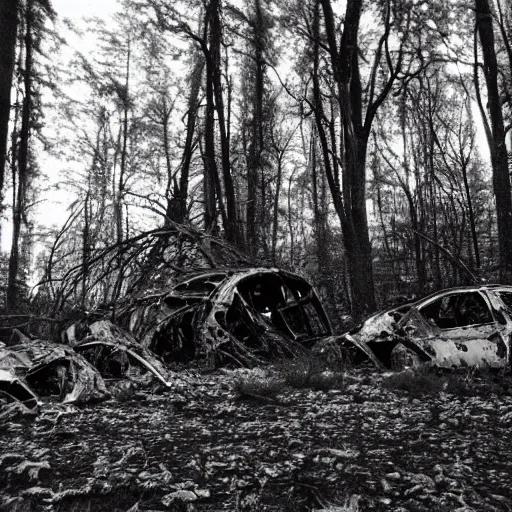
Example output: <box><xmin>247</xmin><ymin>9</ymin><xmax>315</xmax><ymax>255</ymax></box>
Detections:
<box><xmin>414</xmin><ymin>291</ymin><xmax>507</xmax><ymax>368</ymax></box>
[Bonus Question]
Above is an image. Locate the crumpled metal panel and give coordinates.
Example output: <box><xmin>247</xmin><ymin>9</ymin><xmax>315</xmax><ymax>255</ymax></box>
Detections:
<box><xmin>313</xmin><ymin>334</ymin><xmax>386</xmax><ymax>369</ymax></box>
<box><xmin>413</xmin><ymin>335</ymin><xmax>505</xmax><ymax>368</ymax></box>
<box><xmin>76</xmin><ymin>320</ymin><xmax>172</xmax><ymax>388</ymax></box>
<box><xmin>0</xmin><ymin>341</ymin><xmax>109</xmax><ymax>406</ymax></box>
<box><xmin>398</xmin><ymin>303</ymin><xmax>508</xmax><ymax>368</ymax></box>
<box><xmin>120</xmin><ymin>267</ymin><xmax>331</xmax><ymax>367</ymax></box>
<box><xmin>0</xmin><ymin>369</ymin><xmax>39</xmax><ymax>410</ymax></box>
<box><xmin>343</xmin><ymin>285</ymin><xmax>512</xmax><ymax>369</ymax></box>
<box><xmin>0</xmin><ymin>347</ymin><xmax>33</xmax><ymax>373</ymax></box>
<box><xmin>22</xmin><ymin>341</ymin><xmax>110</xmax><ymax>404</ymax></box>
<box><xmin>350</xmin><ymin>310</ymin><xmax>402</xmax><ymax>343</ymax></box>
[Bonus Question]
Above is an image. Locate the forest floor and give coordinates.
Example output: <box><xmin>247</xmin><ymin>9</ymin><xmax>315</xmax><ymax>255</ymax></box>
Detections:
<box><xmin>1</xmin><ymin>366</ymin><xmax>512</xmax><ymax>512</ymax></box>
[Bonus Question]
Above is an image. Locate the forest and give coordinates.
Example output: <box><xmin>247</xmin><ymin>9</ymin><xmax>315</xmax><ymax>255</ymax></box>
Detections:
<box><xmin>0</xmin><ymin>0</ymin><xmax>512</xmax><ymax>324</ymax></box>
<box><xmin>4</xmin><ymin>2</ymin><xmax>512</xmax><ymax>511</ymax></box>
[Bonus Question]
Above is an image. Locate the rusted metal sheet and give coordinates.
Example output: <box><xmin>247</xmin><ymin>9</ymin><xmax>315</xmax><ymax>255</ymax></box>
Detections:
<box><xmin>0</xmin><ymin>341</ymin><xmax>109</xmax><ymax>407</ymax></box>
<box><xmin>75</xmin><ymin>320</ymin><xmax>172</xmax><ymax>388</ymax></box>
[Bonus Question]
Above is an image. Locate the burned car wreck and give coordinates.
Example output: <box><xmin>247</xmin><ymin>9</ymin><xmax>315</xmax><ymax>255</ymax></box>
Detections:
<box><xmin>326</xmin><ymin>285</ymin><xmax>512</xmax><ymax>370</ymax></box>
<box><xmin>118</xmin><ymin>268</ymin><xmax>332</xmax><ymax>367</ymax></box>
<box><xmin>0</xmin><ymin>321</ymin><xmax>174</xmax><ymax>413</ymax></box>
<box><xmin>0</xmin><ymin>340</ymin><xmax>109</xmax><ymax>411</ymax></box>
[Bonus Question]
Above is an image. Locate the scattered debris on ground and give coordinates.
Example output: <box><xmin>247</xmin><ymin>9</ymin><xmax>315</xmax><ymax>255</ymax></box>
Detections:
<box><xmin>1</xmin><ymin>366</ymin><xmax>512</xmax><ymax>511</ymax></box>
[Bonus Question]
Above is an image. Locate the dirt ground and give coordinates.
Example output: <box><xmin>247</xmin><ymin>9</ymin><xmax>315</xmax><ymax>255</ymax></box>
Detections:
<box><xmin>1</xmin><ymin>368</ymin><xmax>512</xmax><ymax>512</ymax></box>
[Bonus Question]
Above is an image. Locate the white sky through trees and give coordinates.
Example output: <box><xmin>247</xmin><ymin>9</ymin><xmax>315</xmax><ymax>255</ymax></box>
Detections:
<box><xmin>0</xmin><ymin>0</ymin><xmax>493</xmax><ymax>275</ymax></box>
<box><xmin>1</xmin><ymin>1</ymin><xmax>117</xmax><ymax>252</ymax></box>
<box><xmin>52</xmin><ymin>0</ymin><xmax>117</xmax><ymax>20</ymax></box>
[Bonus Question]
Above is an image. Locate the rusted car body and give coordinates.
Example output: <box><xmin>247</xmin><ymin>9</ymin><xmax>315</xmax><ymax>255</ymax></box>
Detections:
<box><xmin>0</xmin><ymin>340</ymin><xmax>109</xmax><ymax>407</ymax></box>
<box><xmin>334</xmin><ymin>285</ymin><xmax>512</xmax><ymax>369</ymax></box>
<box><xmin>0</xmin><ymin>319</ymin><xmax>175</xmax><ymax>412</ymax></box>
<box><xmin>119</xmin><ymin>268</ymin><xmax>332</xmax><ymax>366</ymax></box>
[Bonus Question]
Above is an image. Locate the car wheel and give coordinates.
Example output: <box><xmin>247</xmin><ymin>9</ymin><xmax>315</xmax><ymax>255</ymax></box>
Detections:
<box><xmin>390</xmin><ymin>343</ymin><xmax>421</xmax><ymax>370</ymax></box>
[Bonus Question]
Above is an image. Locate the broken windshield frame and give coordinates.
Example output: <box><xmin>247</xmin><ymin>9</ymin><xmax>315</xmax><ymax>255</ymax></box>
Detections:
<box><xmin>417</xmin><ymin>291</ymin><xmax>496</xmax><ymax>330</ymax></box>
<box><xmin>76</xmin><ymin>341</ymin><xmax>171</xmax><ymax>387</ymax></box>
<box><xmin>236</xmin><ymin>272</ymin><xmax>330</xmax><ymax>341</ymax></box>
<box><xmin>0</xmin><ymin>370</ymin><xmax>39</xmax><ymax>409</ymax></box>
<box><xmin>172</xmin><ymin>273</ymin><xmax>228</xmax><ymax>297</ymax></box>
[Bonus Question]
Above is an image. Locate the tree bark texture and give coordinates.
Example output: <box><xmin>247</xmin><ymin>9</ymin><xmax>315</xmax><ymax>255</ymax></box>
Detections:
<box><xmin>475</xmin><ymin>0</ymin><xmax>512</xmax><ymax>277</ymax></box>
<box><xmin>207</xmin><ymin>0</ymin><xmax>240</xmax><ymax>246</ymax></box>
<box><xmin>314</xmin><ymin>0</ymin><xmax>377</xmax><ymax>319</ymax></box>
<box><xmin>7</xmin><ymin>0</ymin><xmax>32</xmax><ymax>310</ymax></box>
<box><xmin>168</xmin><ymin>54</ymin><xmax>204</xmax><ymax>223</ymax></box>
<box><xmin>246</xmin><ymin>0</ymin><xmax>265</xmax><ymax>256</ymax></box>
<box><xmin>0</xmin><ymin>0</ymin><xmax>19</xmax><ymax>227</ymax></box>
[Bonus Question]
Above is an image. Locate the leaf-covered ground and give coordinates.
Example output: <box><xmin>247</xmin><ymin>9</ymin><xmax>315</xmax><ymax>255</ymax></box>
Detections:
<box><xmin>1</xmin><ymin>368</ymin><xmax>512</xmax><ymax>512</ymax></box>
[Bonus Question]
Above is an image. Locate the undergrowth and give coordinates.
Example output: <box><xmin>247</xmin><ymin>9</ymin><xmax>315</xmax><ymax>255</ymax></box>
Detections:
<box><xmin>315</xmin><ymin>495</ymin><xmax>361</xmax><ymax>511</ymax></box>
<box><xmin>233</xmin><ymin>356</ymin><xmax>512</xmax><ymax>403</ymax></box>
<box><xmin>231</xmin><ymin>355</ymin><xmax>345</xmax><ymax>402</ymax></box>
<box><xmin>383</xmin><ymin>366</ymin><xmax>509</xmax><ymax>397</ymax></box>
<box><xmin>277</xmin><ymin>355</ymin><xmax>344</xmax><ymax>391</ymax></box>
<box><xmin>232</xmin><ymin>375</ymin><xmax>285</xmax><ymax>402</ymax></box>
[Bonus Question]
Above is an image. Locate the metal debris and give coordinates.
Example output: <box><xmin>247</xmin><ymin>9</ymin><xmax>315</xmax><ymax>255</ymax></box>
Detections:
<box><xmin>0</xmin><ymin>341</ymin><xmax>109</xmax><ymax>409</ymax></box>
<box><xmin>73</xmin><ymin>320</ymin><xmax>172</xmax><ymax>388</ymax></box>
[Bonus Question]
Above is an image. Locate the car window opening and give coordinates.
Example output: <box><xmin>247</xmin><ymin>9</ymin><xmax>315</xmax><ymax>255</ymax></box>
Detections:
<box><xmin>26</xmin><ymin>361</ymin><xmax>73</xmax><ymax>399</ymax></box>
<box><xmin>237</xmin><ymin>274</ymin><xmax>329</xmax><ymax>340</ymax></box>
<box><xmin>498</xmin><ymin>292</ymin><xmax>512</xmax><ymax>313</ymax></box>
<box><xmin>173</xmin><ymin>274</ymin><xmax>226</xmax><ymax>297</ymax></box>
<box><xmin>0</xmin><ymin>379</ymin><xmax>38</xmax><ymax>409</ymax></box>
<box><xmin>151</xmin><ymin>310</ymin><xmax>197</xmax><ymax>363</ymax></box>
<box><xmin>420</xmin><ymin>292</ymin><xmax>493</xmax><ymax>329</ymax></box>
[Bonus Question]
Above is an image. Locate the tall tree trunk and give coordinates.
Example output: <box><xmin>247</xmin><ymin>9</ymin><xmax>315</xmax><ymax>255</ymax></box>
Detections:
<box><xmin>342</xmin><ymin>140</ymin><xmax>377</xmax><ymax>316</ymax></box>
<box><xmin>116</xmin><ymin>39</ymin><xmax>130</xmax><ymax>245</ymax></box>
<box><xmin>0</xmin><ymin>0</ymin><xmax>18</xmax><ymax>238</ymax></box>
<box><xmin>207</xmin><ymin>0</ymin><xmax>240</xmax><ymax>245</ymax></box>
<box><xmin>462</xmin><ymin>161</ymin><xmax>480</xmax><ymax>268</ymax></box>
<box><xmin>246</xmin><ymin>0</ymin><xmax>265</xmax><ymax>256</ymax></box>
<box><xmin>399</xmin><ymin>94</ymin><xmax>425</xmax><ymax>293</ymax></box>
<box><xmin>162</xmin><ymin>96</ymin><xmax>175</xmax><ymax>222</ymax></box>
<box><xmin>271</xmin><ymin>153</ymin><xmax>282</xmax><ymax>264</ymax></box>
<box><xmin>313</xmin><ymin>0</ymin><xmax>377</xmax><ymax>318</ymax></box>
<box><xmin>287</xmin><ymin>167</ymin><xmax>296</xmax><ymax>267</ymax></box>
<box><xmin>174</xmin><ymin>54</ymin><xmax>204</xmax><ymax>223</ymax></box>
<box><xmin>312</xmin><ymin>130</ymin><xmax>336</xmax><ymax>314</ymax></box>
<box><xmin>164</xmin><ymin>48</ymin><xmax>204</xmax><ymax>224</ymax></box>
<box><xmin>203</xmin><ymin>6</ymin><xmax>220</xmax><ymax>233</ymax></box>
<box><xmin>7</xmin><ymin>0</ymin><xmax>32</xmax><ymax>310</ymax></box>
<box><xmin>82</xmin><ymin>191</ymin><xmax>90</xmax><ymax>308</ymax></box>
<box><xmin>475</xmin><ymin>0</ymin><xmax>512</xmax><ymax>278</ymax></box>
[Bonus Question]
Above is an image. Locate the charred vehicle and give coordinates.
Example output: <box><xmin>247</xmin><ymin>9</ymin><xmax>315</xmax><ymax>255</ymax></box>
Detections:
<box><xmin>329</xmin><ymin>285</ymin><xmax>512</xmax><ymax>370</ymax></box>
<box><xmin>118</xmin><ymin>268</ymin><xmax>332</xmax><ymax>366</ymax></box>
<box><xmin>0</xmin><ymin>340</ymin><xmax>109</xmax><ymax>408</ymax></box>
<box><xmin>0</xmin><ymin>320</ymin><xmax>174</xmax><ymax>413</ymax></box>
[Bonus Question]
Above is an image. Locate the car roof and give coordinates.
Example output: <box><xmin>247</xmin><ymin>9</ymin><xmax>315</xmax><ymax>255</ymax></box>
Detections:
<box><xmin>408</xmin><ymin>284</ymin><xmax>512</xmax><ymax>306</ymax></box>
<box><xmin>171</xmin><ymin>267</ymin><xmax>309</xmax><ymax>285</ymax></box>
